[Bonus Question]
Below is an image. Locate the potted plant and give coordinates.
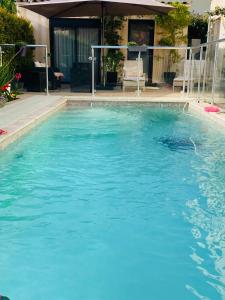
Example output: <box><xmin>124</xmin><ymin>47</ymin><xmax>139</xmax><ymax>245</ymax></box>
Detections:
<box><xmin>103</xmin><ymin>16</ymin><xmax>125</xmax><ymax>87</ymax></box>
<box><xmin>104</xmin><ymin>50</ymin><xmax>124</xmax><ymax>85</ymax></box>
<box><xmin>156</xmin><ymin>2</ymin><xmax>191</xmax><ymax>85</ymax></box>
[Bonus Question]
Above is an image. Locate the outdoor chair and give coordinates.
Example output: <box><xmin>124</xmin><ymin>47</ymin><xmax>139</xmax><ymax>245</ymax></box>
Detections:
<box><xmin>173</xmin><ymin>59</ymin><xmax>205</xmax><ymax>92</ymax></box>
<box><xmin>122</xmin><ymin>59</ymin><xmax>146</xmax><ymax>92</ymax></box>
<box><xmin>24</xmin><ymin>61</ymin><xmax>64</xmax><ymax>92</ymax></box>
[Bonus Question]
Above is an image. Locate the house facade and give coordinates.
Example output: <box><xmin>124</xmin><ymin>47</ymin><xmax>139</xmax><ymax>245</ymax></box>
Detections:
<box><xmin>17</xmin><ymin>2</ymin><xmax>171</xmax><ymax>85</ymax></box>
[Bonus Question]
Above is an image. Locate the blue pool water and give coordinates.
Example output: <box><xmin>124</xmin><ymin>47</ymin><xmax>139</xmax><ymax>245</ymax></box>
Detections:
<box><xmin>0</xmin><ymin>105</ymin><xmax>225</xmax><ymax>300</ymax></box>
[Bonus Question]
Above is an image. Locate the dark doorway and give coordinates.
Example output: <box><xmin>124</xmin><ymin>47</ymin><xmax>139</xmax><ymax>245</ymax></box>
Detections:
<box><xmin>128</xmin><ymin>20</ymin><xmax>155</xmax><ymax>84</ymax></box>
<box><xmin>50</xmin><ymin>18</ymin><xmax>101</xmax><ymax>92</ymax></box>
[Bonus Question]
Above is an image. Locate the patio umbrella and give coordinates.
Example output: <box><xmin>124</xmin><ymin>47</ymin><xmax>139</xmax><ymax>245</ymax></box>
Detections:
<box><xmin>18</xmin><ymin>0</ymin><xmax>174</xmax><ymax>18</ymax></box>
<box><xmin>19</xmin><ymin>0</ymin><xmax>174</xmax><ymax>50</ymax></box>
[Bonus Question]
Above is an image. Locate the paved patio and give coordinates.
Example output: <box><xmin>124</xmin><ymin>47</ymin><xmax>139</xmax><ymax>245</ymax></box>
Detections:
<box><xmin>0</xmin><ymin>95</ymin><xmax>66</xmax><ymax>149</ymax></box>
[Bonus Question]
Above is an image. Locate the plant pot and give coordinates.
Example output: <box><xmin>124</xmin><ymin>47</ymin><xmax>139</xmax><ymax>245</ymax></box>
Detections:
<box><xmin>164</xmin><ymin>72</ymin><xmax>176</xmax><ymax>85</ymax></box>
<box><xmin>106</xmin><ymin>72</ymin><xmax>118</xmax><ymax>85</ymax></box>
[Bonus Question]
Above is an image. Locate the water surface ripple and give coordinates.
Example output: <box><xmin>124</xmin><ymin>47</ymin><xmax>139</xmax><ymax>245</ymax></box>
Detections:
<box><xmin>0</xmin><ymin>106</ymin><xmax>225</xmax><ymax>300</ymax></box>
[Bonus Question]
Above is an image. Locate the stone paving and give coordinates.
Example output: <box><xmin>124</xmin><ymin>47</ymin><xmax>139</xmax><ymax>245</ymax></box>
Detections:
<box><xmin>0</xmin><ymin>95</ymin><xmax>66</xmax><ymax>149</ymax></box>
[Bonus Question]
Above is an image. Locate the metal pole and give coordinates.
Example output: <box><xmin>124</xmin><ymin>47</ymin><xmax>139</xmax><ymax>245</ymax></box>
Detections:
<box><xmin>212</xmin><ymin>42</ymin><xmax>219</xmax><ymax>104</ymax></box>
<box><xmin>187</xmin><ymin>48</ymin><xmax>192</xmax><ymax>97</ymax></box>
<box><xmin>91</xmin><ymin>47</ymin><xmax>95</xmax><ymax>97</ymax></box>
<box><xmin>137</xmin><ymin>51</ymin><xmax>141</xmax><ymax>97</ymax></box>
<box><xmin>0</xmin><ymin>46</ymin><xmax>2</xmax><ymax>67</ymax></box>
<box><xmin>182</xmin><ymin>48</ymin><xmax>188</xmax><ymax>95</ymax></box>
<box><xmin>198</xmin><ymin>46</ymin><xmax>203</xmax><ymax>101</ymax></box>
<box><xmin>101</xmin><ymin>3</ymin><xmax>106</xmax><ymax>87</ymax></box>
<box><xmin>45</xmin><ymin>46</ymin><xmax>49</xmax><ymax>95</ymax></box>
<box><xmin>202</xmin><ymin>45</ymin><xmax>207</xmax><ymax>97</ymax></box>
<box><xmin>190</xmin><ymin>50</ymin><xmax>194</xmax><ymax>96</ymax></box>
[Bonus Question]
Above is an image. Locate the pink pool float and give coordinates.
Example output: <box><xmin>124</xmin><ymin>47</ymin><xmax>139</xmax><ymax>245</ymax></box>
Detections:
<box><xmin>204</xmin><ymin>106</ymin><xmax>220</xmax><ymax>113</ymax></box>
<box><xmin>0</xmin><ymin>129</ymin><xmax>7</xmax><ymax>135</ymax></box>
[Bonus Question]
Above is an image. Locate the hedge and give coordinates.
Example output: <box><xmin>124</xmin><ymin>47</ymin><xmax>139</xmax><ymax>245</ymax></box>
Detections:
<box><xmin>0</xmin><ymin>7</ymin><xmax>35</xmax><ymax>73</ymax></box>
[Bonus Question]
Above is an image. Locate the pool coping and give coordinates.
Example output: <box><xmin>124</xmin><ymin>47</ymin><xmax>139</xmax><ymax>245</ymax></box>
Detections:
<box><xmin>189</xmin><ymin>101</ymin><xmax>225</xmax><ymax>132</ymax></box>
<box><xmin>0</xmin><ymin>95</ymin><xmax>225</xmax><ymax>150</ymax></box>
<box><xmin>0</xmin><ymin>96</ymin><xmax>67</xmax><ymax>150</ymax></box>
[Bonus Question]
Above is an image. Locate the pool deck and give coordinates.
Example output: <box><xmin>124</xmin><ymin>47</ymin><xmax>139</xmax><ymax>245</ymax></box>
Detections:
<box><xmin>0</xmin><ymin>95</ymin><xmax>66</xmax><ymax>149</ymax></box>
<box><xmin>0</xmin><ymin>94</ymin><xmax>225</xmax><ymax>149</ymax></box>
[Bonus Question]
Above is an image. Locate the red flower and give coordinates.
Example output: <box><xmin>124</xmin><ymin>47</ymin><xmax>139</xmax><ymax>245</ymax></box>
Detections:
<box><xmin>15</xmin><ymin>73</ymin><xmax>22</xmax><ymax>81</ymax></box>
<box><xmin>0</xmin><ymin>83</ymin><xmax>10</xmax><ymax>92</ymax></box>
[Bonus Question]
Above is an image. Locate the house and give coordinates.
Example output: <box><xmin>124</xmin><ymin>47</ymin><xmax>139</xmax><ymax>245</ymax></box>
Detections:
<box><xmin>16</xmin><ymin>0</ymin><xmax>186</xmax><ymax>88</ymax></box>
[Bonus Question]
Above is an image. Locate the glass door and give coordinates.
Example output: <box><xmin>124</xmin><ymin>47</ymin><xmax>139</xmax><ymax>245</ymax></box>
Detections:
<box><xmin>70</xmin><ymin>27</ymin><xmax>99</xmax><ymax>91</ymax></box>
<box><xmin>128</xmin><ymin>20</ymin><xmax>155</xmax><ymax>84</ymax></box>
<box><xmin>53</xmin><ymin>22</ymin><xmax>100</xmax><ymax>91</ymax></box>
<box><xmin>54</xmin><ymin>28</ymin><xmax>76</xmax><ymax>82</ymax></box>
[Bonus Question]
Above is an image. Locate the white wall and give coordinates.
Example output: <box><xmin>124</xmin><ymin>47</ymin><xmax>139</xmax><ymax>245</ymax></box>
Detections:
<box><xmin>18</xmin><ymin>7</ymin><xmax>50</xmax><ymax>63</ymax></box>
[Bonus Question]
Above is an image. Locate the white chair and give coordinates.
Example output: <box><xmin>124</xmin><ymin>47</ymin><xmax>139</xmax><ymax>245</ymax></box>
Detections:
<box><xmin>123</xmin><ymin>60</ymin><xmax>146</xmax><ymax>92</ymax></box>
<box><xmin>173</xmin><ymin>60</ymin><xmax>205</xmax><ymax>92</ymax></box>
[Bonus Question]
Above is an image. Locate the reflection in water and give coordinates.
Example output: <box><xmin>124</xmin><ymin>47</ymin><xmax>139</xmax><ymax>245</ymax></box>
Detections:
<box><xmin>185</xmin><ymin>135</ymin><xmax>225</xmax><ymax>299</ymax></box>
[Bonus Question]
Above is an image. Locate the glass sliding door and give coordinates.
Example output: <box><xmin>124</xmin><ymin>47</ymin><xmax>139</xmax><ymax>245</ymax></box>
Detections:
<box><xmin>52</xmin><ymin>20</ymin><xmax>100</xmax><ymax>91</ymax></box>
<box><xmin>77</xmin><ymin>28</ymin><xmax>99</xmax><ymax>63</ymax></box>
<box><xmin>54</xmin><ymin>28</ymin><xmax>76</xmax><ymax>82</ymax></box>
<box><xmin>70</xmin><ymin>27</ymin><xmax>99</xmax><ymax>91</ymax></box>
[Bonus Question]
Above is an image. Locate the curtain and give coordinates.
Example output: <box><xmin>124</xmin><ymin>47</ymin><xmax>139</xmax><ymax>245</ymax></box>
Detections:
<box><xmin>77</xmin><ymin>28</ymin><xmax>99</xmax><ymax>63</ymax></box>
<box><xmin>54</xmin><ymin>28</ymin><xmax>75</xmax><ymax>82</ymax></box>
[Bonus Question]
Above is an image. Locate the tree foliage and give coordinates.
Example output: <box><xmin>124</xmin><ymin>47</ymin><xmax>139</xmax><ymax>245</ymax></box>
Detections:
<box><xmin>104</xmin><ymin>16</ymin><xmax>125</xmax><ymax>73</ymax></box>
<box><xmin>156</xmin><ymin>2</ymin><xmax>191</xmax><ymax>46</ymax></box>
<box><xmin>0</xmin><ymin>0</ymin><xmax>16</xmax><ymax>14</ymax></box>
<box><xmin>208</xmin><ymin>6</ymin><xmax>225</xmax><ymax>17</ymax></box>
<box><xmin>104</xmin><ymin>16</ymin><xmax>125</xmax><ymax>46</ymax></box>
<box><xmin>0</xmin><ymin>8</ymin><xmax>35</xmax><ymax>73</ymax></box>
<box><xmin>0</xmin><ymin>8</ymin><xmax>34</xmax><ymax>44</ymax></box>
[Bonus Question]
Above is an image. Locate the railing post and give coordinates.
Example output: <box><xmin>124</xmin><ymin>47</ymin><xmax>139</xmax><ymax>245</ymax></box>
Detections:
<box><xmin>0</xmin><ymin>46</ymin><xmax>3</xmax><ymax>67</ymax></box>
<box><xmin>91</xmin><ymin>47</ymin><xmax>95</xmax><ymax>97</ymax></box>
<box><xmin>187</xmin><ymin>48</ymin><xmax>192</xmax><ymax>97</ymax></box>
<box><xmin>182</xmin><ymin>48</ymin><xmax>188</xmax><ymax>95</ymax></box>
<box><xmin>190</xmin><ymin>50</ymin><xmax>194</xmax><ymax>96</ymax></box>
<box><xmin>137</xmin><ymin>51</ymin><xmax>141</xmax><ymax>97</ymax></box>
<box><xmin>45</xmin><ymin>46</ymin><xmax>49</xmax><ymax>96</ymax></box>
<box><xmin>198</xmin><ymin>46</ymin><xmax>203</xmax><ymax>101</ymax></box>
<box><xmin>202</xmin><ymin>45</ymin><xmax>208</xmax><ymax>98</ymax></box>
<box><xmin>211</xmin><ymin>42</ymin><xmax>219</xmax><ymax>104</ymax></box>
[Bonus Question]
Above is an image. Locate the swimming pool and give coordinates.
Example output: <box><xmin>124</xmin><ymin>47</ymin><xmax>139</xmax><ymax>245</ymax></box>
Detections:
<box><xmin>0</xmin><ymin>105</ymin><xmax>225</xmax><ymax>300</ymax></box>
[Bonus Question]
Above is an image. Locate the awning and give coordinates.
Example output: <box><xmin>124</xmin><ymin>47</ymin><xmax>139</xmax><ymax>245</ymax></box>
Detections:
<box><xmin>18</xmin><ymin>0</ymin><xmax>175</xmax><ymax>18</ymax></box>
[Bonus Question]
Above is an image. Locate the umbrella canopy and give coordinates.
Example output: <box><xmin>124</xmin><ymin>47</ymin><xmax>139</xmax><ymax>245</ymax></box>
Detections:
<box><xmin>18</xmin><ymin>0</ymin><xmax>175</xmax><ymax>18</ymax></box>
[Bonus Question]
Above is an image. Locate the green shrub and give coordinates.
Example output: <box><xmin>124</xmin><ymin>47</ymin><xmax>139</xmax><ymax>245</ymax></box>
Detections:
<box><xmin>156</xmin><ymin>2</ymin><xmax>191</xmax><ymax>46</ymax></box>
<box><xmin>104</xmin><ymin>16</ymin><xmax>125</xmax><ymax>74</ymax></box>
<box><xmin>0</xmin><ymin>0</ymin><xmax>16</xmax><ymax>14</ymax></box>
<box><xmin>0</xmin><ymin>7</ymin><xmax>35</xmax><ymax>73</ymax></box>
<box><xmin>156</xmin><ymin>2</ymin><xmax>191</xmax><ymax>71</ymax></box>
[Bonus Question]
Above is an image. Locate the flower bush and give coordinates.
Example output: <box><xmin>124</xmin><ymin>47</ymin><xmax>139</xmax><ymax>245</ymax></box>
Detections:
<box><xmin>1</xmin><ymin>73</ymin><xmax>23</xmax><ymax>101</ymax></box>
<box><xmin>0</xmin><ymin>49</ymin><xmax>24</xmax><ymax>102</ymax></box>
